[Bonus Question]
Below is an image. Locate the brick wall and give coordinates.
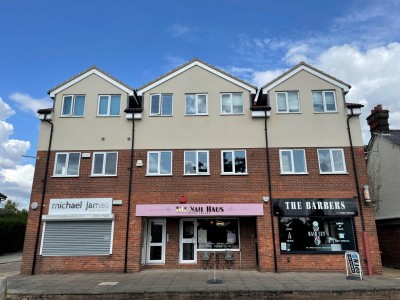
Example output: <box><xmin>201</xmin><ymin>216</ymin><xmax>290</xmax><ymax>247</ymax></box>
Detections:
<box><xmin>376</xmin><ymin>219</ymin><xmax>400</xmax><ymax>268</ymax></box>
<box><xmin>21</xmin><ymin>146</ymin><xmax>382</xmax><ymax>275</ymax></box>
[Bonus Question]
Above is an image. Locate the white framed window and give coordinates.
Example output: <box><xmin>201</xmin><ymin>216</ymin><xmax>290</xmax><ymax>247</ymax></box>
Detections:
<box><xmin>150</xmin><ymin>94</ymin><xmax>173</xmax><ymax>116</ymax></box>
<box><xmin>53</xmin><ymin>152</ymin><xmax>81</xmax><ymax>176</ymax></box>
<box><xmin>221</xmin><ymin>93</ymin><xmax>243</xmax><ymax>114</ymax></box>
<box><xmin>61</xmin><ymin>95</ymin><xmax>85</xmax><ymax>116</ymax></box>
<box><xmin>92</xmin><ymin>152</ymin><xmax>118</xmax><ymax>176</ymax></box>
<box><xmin>317</xmin><ymin>149</ymin><xmax>346</xmax><ymax>174</ymax></box>
<box><xmin>221</xmin><ymin>150</ymin><xmax>247</xmax><ymax>174</ymax></box>
<box><xmin>185</xmin><ymin>94</ymin><xmax>208</xmax><ymax>115</ymax></box>
<box><xmin>98</xmin><ymin>95</ymin><xmax>121</xmax><ymax>116</ymax></box>
<box><xmin>276</xmin><ymin>92</ymin><xmax>300</xmax><ymax>113</ymax></box>
<box><xmin>312</xmin><ymin>91</ymin><xmax>337</xmax><ymax>112</ymax></box>
<box><xmin>147</xmin><ymin>151</ymin><xmax>172</xmax><ymax>175</ymax></box>
<box><xmin>184</xmin><ymin>151</ymin><xmax>209</xmax><ymax>175</ymax></box>
<box><xmin>279</xmin><ymin>149</ymin><xmax>307</xmax><ymax>174</ymax></box>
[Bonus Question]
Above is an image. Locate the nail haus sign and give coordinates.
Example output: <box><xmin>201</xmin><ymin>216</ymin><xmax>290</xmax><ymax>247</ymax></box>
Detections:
<box><xmin>273</xmin><ymin>198</ymin><xmax>358</xmax><ymax>217</ymax></box>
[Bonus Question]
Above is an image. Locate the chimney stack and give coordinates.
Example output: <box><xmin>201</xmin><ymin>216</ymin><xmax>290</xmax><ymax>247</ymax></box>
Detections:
<box><xmin>366</xmin><ymin>104</ymin><xmax>390</xmax><ymax>134</ymax></box>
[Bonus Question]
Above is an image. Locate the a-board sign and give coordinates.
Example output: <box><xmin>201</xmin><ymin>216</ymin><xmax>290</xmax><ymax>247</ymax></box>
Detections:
<box><xmin>345</xmin><ymin>251</ymin><xmax>363</xmax><ymax>280</ymax></box>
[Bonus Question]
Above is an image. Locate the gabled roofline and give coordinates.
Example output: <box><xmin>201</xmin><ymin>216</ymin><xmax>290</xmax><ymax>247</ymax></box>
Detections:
<box><xmin>48</xmin><ymin>66</ymin><xmax>135</xmax><ymax>98</ymax></box>
<box><xmin>137</xmin><ymin>58</ymin><xmax>257</xmax><ymax>96</ymax></box>
<box><xmin>261</xmin><ymin>61</ymin><xmax>351</xmax><ymax>93</ymax></box>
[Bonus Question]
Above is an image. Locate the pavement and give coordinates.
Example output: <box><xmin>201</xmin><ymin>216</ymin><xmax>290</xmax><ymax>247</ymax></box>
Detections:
<box><xmin>1</xmin><ymin>252</ymin><xmax>400</xmax><ymax>299</ymax></box>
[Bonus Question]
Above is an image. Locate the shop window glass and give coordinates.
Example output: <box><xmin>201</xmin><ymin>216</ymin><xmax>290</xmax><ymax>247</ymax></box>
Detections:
<box><xmin>197</xmin><ymin>219</ymin><xmax>239</xmax><ymax>250</ymax></box>
<box><xmin>278</xmin><ymin>217</ymin><xmax>356</xmax><ymax>253</ymax></box>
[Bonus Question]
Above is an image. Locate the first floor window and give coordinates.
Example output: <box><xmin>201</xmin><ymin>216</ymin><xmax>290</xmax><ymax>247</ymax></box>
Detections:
<box><xmin>185</xmin><ymin>94</ymin><xmax>208</xmax><ymax>115</ymax></box>
<box><xmin>150</xmin><ymin>94</ymin><xmax>173</xmax><ymax>116</ymax></box>
<box><xmin>98</xmin><ymin>95</ymin><xmax>121</xmax><ymax>116</ymax></box>
<box><xmin>312</xmin><ymin>91</ymin><xmax>337</xmax><ymax>112</ymax></box>
<box><xmin>197</xmin><ymin>219</ymin><xmax>239</xmax><ymax>250</ymax></box>
<box><xmin>318</xmin><ymin>149</ymin><xmax>346</xmax><ymax>174</ymax></box>
<box><xmin>221</xmin><ymin>93</ymin><xmax>243</xmax><ymax>114</ymax></box>
<box><xmin>276</xmin><ymin>92</ymin><xmax>300</xmax><ymax>113</ymax></box>
<box><xmin>222</xmin><ymin>150</ymin><xmax>247</xmax><ymax>174</ymax></box>
<box><xmin>147</xmin><ymin>151</ymin><xmax>172</xmax><ymax>175</ymax></box>
<box><xmin>54</xmin><ymin>152</ymin><xmax>80</xmax><ymax>176</ymax></box>
<box><xmin>92</xmin><ymin>152</ymin><xmax>118</xmax><ymax>176</ymax></box>
<box><xmin>184</xmin><ymin>151</ymin><xmax>209</xmax><ymax>175</ymax></box>
<box><xmin>62</xmin><ymin>95</ymin><xmax>85</xmax><ymax>116</ymax></box>
<box><xmin>279</xmin><ymin>149</ymin><xmax>307</xmax><ymax>174</ymax></box>
<box><xmin>279</xmin><ymin>217</ymin><xmax>356</xmax><ymax>253</ymax></box>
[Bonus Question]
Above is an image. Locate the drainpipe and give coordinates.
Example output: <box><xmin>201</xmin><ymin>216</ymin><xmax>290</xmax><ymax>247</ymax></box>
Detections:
<box><xmin>264</xmin><ymin>107</ymin><xmax>278</xmax><ymax>273</ymax></box>
<box><xmin>32</xmin><ymin>115</ymin><xmax>53</xmax><ymax>275</ymax></box>
<box><xmin>346</xmin><ymin>107</ymin><xmax>372</xmax><ymax>275</ymax></box>
<box><xmin>124</xmin><ymin>112</ymin><xmax>135</xmax><ymax>273</ymax></box>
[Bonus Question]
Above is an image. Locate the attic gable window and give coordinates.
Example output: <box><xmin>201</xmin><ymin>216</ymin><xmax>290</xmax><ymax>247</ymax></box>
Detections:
<box><xmin>312</xmin><ymin>91</ymin><xmax>337</xmax><ymax>113</ymax></box>
<box><xmin>276</xmin><ymin>92</ymin><xmax>300</xmax><ymax>113</ymax></box>
<box><xmin>98</xmin><ymin>95</ymin><xmax>121</xmax><ymax>116</ymax></box>
<box><xmin>61</xmin><ymin>95</ymin><xmax>85</xmax><ymax>117</ymax></box>
<box><xmin>150</xmin><ymin>94</ymin><xmax>173</xmax><ymax>116</ymax></box>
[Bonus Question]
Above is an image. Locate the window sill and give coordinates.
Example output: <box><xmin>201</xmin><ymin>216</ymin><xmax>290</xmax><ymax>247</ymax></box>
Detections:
<box><xmin>145</xmin><ymin>174</ymin><xmax>173</xmax><ymax>176</ymax></box>
<box><xmin>60</xmin><ymin>115</ymin><xmax>84</xmax><ymax>118</ymax></box>
<box><xmin>313</xmin><ymin>111</ymin><xmax>338</xmax><ymax>114</ymax></box>
<box><xmin>90</xmin><ymin>175</ymin><xmax>118</xmax><ymax>177</ymax></box>
<box><xmin>280</xmin><ymin>172</ymin><xmax>309</xmax><ymax>175</ymax></box>
<box><xmin>184</xmin><ymin>173</ymin><xmax>210</xmax><ymax>176</ymax></box>
<box><xmin>221</xmin><ymin>173</ymin><xmax>248</xmax><ymax>176</ymax></box>
<box><xmin>51</xmin><ymin>175</ymin><xmax>80</xmax><ymax>178</ymax></box>
<box><xmin>184</xmin><ymin>114</ymin><xmax>209</xmax><ymax>116</ymax></box>
<box><xmin>319</xmin><ymin>172</ymin><xmax>349</xmax><ymax>175</ymax></box>
<box><xmin>149</xmin><ymin>115</ymin><xmax>173</xmax><ymax>117</ymax></box>
<box><xmin>276</xmin><ymin>112</ymin><xmax>302</xmax><ymax>114</ymax></box>
<box><xmin>96</xmin><ymin>115</ymin><xmax>121</xmax><ymax>117</ymax></box>
<box><xmin>220</xmin><ymin>113</ymin><xmax>245</xmax><ymax>116</ymax></box>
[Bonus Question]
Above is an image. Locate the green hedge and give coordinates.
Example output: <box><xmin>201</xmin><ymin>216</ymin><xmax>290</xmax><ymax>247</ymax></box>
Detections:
<box><xmin>0</xmin><ymin>214</ymin><xmax>27</xmax><ymax>254</ymax></box>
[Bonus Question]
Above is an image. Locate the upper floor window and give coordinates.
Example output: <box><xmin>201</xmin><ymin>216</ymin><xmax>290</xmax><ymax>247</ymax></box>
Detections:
<box><xmin>221</xmin><ymin>93</ymin><xmax>243</xmax><ymax>115</ymax></box>
<box><xmin>54</xmin><ymin>152</ymin><xmax>80</xmax><ymax>176</ymax></box>
<box><xmin>184</xmin><ymin>151</ymin><xmax>209</xmax><ymax>175</ymax></box>
<box><xmin>92</xmin><ymin>152</ymin><xmax>118</xmax><ymax>176</ymax></box>
<box><xmin>61</xmin><ymin>95</ymin><xmax>85</xmax><ymax>117</ymax></box>
<box><xmin>98</xmin><ymin>95</ymin><xmax>121</xmax><ymax>116</ymax></box>
<box><xmin>279</xmin><ymin>149</ymin><xmax>307</xmax><ymax>174</ymax></box>
<box><xmin>147</xmin><ymin>151</ymin><xmax>172</xmax><ymax>175</ymax></box>
<box><xmin>150</xmin><ymin>94</ymin><xmax>173</xmax><ymax>116</ymax></box>
<box><xmin>276</xmin><ymin>92</ymin><xmax>300</xmax><ymax>113</ymax></box>
<box><xmin>312</xmin><ymin>91</ymin><xmax>337</xmax><ymax>112</ymax></box>
<box><xmin>221</xmin><ymin>150</ymin><xmax>247</xmax><ymax>174</ymax></box>
<box><xmin>317</xmin><ymin>149</ymin><xmax>346</xmax><ymax>174</ymax></box>
<box><xmin>185</xmin><ymin>94</ymin><xmax>208</xmax><ymax>115</ymax></box>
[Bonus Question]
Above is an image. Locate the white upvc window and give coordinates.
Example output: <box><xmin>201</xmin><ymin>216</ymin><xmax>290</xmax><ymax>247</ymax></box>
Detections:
<box><xmin>221</xmin><ymin>150</ymin><xmax>247</xmax><ymax>174</ymax></box>
<box><xmin>53</xmin><ymin>152</ymin><xmax>81</xmax><ymax>176</ymax></box>
<box><xmin>184</xmin><ymin>151</ymin><xmax>209</xmax><ymax>175</ymax></box>
<box><xmin>221</xmin><ymin>93</ymin><xmax>243</xmax><ymax>114</ymax></box>
<box><xmin>147</xmin><ymin>151</ymin><xmax>172</xmax><ymax>175</ymax></box>
<box><xmin>317</xmin><ymin>149</ymin><xmax>346</xmax><ymax>174</ymax></box>
<box><xmin>92</xmin><ymin>152</ymin><xmax>118</xmax><ymax>176</ymax></box>
<box><xmin>185</xmin><ymin>94</ymin><xmax>208</xmax><ymax>115</ymax></box>
<box><xmin>150</xmin><ymin>94</ymin><xmax>173</xmax><ymax>116</ymax></box>
<box><xmin>279</xmin><ymin>149</ymin><xmax>307</xmax><ymax>174</ymax></box>
<box><xmin>312</xmin><ymin>91</ymin><xmax>337</xmax><ymax>112</ymax></box>
<box><xmin>98</xmin><ymin>95</ymin><xmax>121</xmax><ymax>116</ymax></box>
<box><xmin>61</xmin><ymin>95</ymin><xmax>85</xmax><ymax>116</ymax></box>
<box><xmin>276</xmin><ymin>92</ymin><xmax>300</xmax><ymax>113</ymax></box>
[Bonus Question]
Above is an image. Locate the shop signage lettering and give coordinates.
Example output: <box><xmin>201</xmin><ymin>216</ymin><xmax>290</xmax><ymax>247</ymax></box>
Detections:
<box><xmin>273</xmin><ymin>198</ymin><xmax>358</xmax><ymax>217</ymax></box>
<box><xmin>176</xmin><ymin>205</ymin><xmax>224</xmax><ymax>214</ymax></box>
<box><xmin>48</xmin><ymin>198</ymin><xmax>112</xmax><ymax>215</ymax></box>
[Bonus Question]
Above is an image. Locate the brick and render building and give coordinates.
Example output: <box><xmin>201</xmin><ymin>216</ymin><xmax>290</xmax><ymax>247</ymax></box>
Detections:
<box><xmin>366</xmin><ymin>105</ymin><xmax>400</xmax><ymax>268</ymax></box>
<box><xmin>21</xmin><ymin>59</ymin><xmax>382</xmax><ymax>275</ymax></box>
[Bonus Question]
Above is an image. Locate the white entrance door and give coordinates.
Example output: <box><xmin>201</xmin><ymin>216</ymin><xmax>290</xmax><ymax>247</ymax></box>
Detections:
<box><xmin>146</xmin><ymin>219</ymin><xmax>166</xmax><ymax>264</ymax></box>
<box><xmin>179</xmin><ymin>219</ymin><xmax>197</xmax><ymax>264</ymax></box>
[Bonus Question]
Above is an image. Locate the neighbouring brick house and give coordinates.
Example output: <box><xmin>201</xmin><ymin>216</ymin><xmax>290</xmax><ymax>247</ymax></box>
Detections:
<box><xmin>21</xmin><ymin>59</ymin><xmax>382</xmax><ymax>275</ymax></box>
<box><xmin>366</xmin><ymin>105</ymin><xmax>400</xmax><ymax>268</ymax></box>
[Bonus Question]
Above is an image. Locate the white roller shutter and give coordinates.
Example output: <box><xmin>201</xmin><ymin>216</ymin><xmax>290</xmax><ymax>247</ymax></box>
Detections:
<box><xmin>41</xmin><ymin>220</ymin><xmax>113</xmax><ymax>256</ymax></box>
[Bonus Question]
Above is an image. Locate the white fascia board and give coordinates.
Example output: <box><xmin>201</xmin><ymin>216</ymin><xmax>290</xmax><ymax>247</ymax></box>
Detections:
<box><xmin>137</xmin><ymin>61</ymin><xmax>257</xmax><ymax>95</ymax></box>
<box><xmin>262</xmin><ymin>65</ymin><xmax>350</xmax><ymax>93</ymax></box>
<box><xmin>49</xmin><ymin>69</ymin><xmax>134</xmax><ymax>97</ymax></box>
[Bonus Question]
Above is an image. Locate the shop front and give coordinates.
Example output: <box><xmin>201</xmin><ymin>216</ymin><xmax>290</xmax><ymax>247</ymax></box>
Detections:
<box><xmin>136</xmin><ymin>203</ymin><xmax>263</xmax><ymax>269</ymax></box>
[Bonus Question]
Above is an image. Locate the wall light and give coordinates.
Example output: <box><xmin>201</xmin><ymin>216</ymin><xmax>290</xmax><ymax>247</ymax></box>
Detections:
<box><xmin>363</xmin><ymin>185</ymin><xmax>371</xmax><ymax>203</ymax></box>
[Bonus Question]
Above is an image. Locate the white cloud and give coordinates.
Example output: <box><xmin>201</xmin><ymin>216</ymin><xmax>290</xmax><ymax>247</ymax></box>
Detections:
<box><xmin>284</xmin><ymin>44</ymin><xmax>310</xmax><ymax>65</ymax></box>
<box><xmin>9</xmin><ymin>92</ymin><xmax>52</xmax><ymax>116</ymax></box>
<box><xmin>0</xmin><ymin>97</ymin><xmax>34</xmax><ymax>209</ymax></box>
<box><xmin>251</xmin><ymin>69</ymin><xmax>285</xmax><ymax>88</ymax></box>
<box><xmin>167</xmin><ymin>23</ymin><xmax>198</xmax><ymax>42</ymax></box>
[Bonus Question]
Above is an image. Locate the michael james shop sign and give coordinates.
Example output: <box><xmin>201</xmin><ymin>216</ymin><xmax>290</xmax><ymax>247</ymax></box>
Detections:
<box><xmin>48</xmin><ymin>198</ymin><xmax>112</xmax><ymax>215</ymax></box>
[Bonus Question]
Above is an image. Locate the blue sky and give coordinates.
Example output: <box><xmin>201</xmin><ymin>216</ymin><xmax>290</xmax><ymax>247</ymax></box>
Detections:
<box><xmin>1</xmin><ymin>0</ymin><xmax>400</xmax><ymax>208</ymax></box>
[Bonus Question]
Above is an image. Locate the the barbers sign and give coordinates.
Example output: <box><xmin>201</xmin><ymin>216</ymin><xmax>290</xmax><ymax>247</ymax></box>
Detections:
<box><xmin>48</xmin><ymin>198</ymin><xmax>112</xmax><ymax>215</ymax></box>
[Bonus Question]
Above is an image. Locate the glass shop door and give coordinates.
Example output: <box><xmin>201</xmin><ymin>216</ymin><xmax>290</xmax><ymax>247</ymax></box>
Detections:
<box><xmin>179</xmin><ymin>219</ymin><xmax>197</xmax><ymax>264</ymax></box>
